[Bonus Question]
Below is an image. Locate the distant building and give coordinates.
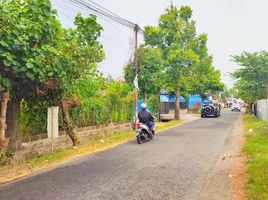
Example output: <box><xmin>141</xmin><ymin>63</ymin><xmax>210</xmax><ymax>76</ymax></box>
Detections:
<box><xmin>159</xmin><ymin>92</ymin><xmax>210</xmax><ymax>120</ymax></box>
<box><xmin>159</xmin><ymin>92</ymin><xmax>186</xmax><ymax>120</ymax></box>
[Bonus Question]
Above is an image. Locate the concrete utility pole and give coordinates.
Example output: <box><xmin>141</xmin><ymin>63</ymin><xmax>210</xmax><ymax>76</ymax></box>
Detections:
<box><xmin>134</xmin><ymin>24</ymin><xmax>139</xmax><ymax>129</ymax></box>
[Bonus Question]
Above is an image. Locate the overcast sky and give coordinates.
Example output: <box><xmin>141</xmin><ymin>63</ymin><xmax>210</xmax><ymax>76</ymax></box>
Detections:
<box><xmin>52</xmin><ymin>0</ymin><xmax>268</xmax><ymax>88</ymax></box>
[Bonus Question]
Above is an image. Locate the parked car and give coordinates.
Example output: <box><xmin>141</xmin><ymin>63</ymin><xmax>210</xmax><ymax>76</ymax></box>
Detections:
<box><xmin>231</xmin><ymin>103</ymin><xmax>242</xmax><ymax>112</ymax></box>
<box><xmin>201</xmin><ymin>103</ymin><xmax>220</xmax><ymax>118</ymax></box>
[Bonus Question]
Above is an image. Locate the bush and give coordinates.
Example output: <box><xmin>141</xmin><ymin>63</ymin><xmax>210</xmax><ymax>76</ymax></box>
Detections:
<box><xmin>0</xmin><ymin>150</ymin><xmax>15</xmax><ymax>165</ymax></box>
<box><xmin>20</xmin><ymin>79</ymin><xmax>134</xmax><ymax>136</ymax></box>
<box><xmin>20</xmin><ymin>100</ymin><xmax>48</xmax><ymax>136</ymax></box>
<box><xmin>147</xmin><ymin>94</ymin><xmax>160</xmax><ymax>115</ymax></box>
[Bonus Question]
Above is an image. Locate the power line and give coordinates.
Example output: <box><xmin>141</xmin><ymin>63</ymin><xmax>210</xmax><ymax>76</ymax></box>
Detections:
<box><xmin>85</xmin><ymin>0</ymin><xmax>135</xmax><ymax>27</ymax></box>
<box><xmin>100</xmin><ymin>34</ymin><xmax>129</xmax><ymax>50</ymax></box>
<box><xmin>67</xmin><ymin>0</ymin><xmax>144</xmax><ymax>34</ymax></box>
<box><xmin>53</xmin><ymin>3</ymin><xmax>135</xmax><ymax>53</ymax></box>
<box><xmin>54</xmin><ymin>3</ymin><xmax>133</xmax><ymax>40</ymax></box>
<box><xmin>69</xmin><ymin>0</ymin><xmax>134</xmax><ymax>29</ymax></box>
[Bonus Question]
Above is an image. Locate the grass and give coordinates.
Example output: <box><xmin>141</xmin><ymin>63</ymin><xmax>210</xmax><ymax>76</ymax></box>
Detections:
<box><xmin>0</xmin><ymin>120</ymin><xmax>182</xmax><ymax>184</ymax></box>
<box><xmin>243</xmin><ymin>114</ymin><xmax>268</xmax><ymax>200</ymax></box>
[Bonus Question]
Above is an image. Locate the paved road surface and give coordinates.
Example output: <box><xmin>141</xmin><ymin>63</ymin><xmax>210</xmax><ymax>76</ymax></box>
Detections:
<box><xmin>0</xmin><ymin>110</ymin><xmax>241</xmax><ymax>200</ymax></box>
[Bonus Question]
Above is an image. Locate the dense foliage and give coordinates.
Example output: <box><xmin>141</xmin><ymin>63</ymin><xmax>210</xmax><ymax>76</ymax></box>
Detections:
<box><xmin>232</xmin><ymin>51</ymin><xmax>268</xmax><ymax>102</ymax></box>
<box><xmin>20</xmin><ymin>76</ymin><xmax>134</xmax><ymax>136</ymax></box>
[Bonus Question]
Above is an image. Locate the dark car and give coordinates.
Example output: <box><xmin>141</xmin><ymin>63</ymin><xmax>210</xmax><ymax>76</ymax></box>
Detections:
<box><xmin>201</xmin><ymin>103</ymin><xmax>220</xmax><ymax>118</ymax></box>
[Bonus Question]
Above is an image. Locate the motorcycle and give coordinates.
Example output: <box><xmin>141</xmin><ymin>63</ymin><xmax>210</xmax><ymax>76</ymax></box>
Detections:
<box><xmin>135</xmin><ymin>121</ymin><xmax>155</xmax><ymax>144</ymax></box>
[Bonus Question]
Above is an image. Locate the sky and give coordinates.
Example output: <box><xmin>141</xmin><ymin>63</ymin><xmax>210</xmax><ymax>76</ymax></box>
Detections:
<box><xmin>51</xmin><ymin>0</ymin><xmax>268</xmax><ymax>88</ymax></box>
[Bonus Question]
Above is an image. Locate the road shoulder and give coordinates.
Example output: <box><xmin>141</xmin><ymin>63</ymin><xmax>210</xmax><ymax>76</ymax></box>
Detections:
<box><xmin>198</xmin><ymin>114</ymin><xmax>247</xmax><ymax>200</ymax></box>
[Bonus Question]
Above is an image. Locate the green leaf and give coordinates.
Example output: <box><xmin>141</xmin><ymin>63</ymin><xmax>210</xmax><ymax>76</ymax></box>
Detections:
<box><xmin>48</xmin><ymin>72</ymin><xmax>54</xmax><ymax>77</ymax></box>
<box><xmin>26</xmin><ymin>63</ymin><xmax>34</xmax><ymax>69</ymax></box>
<box><xmin>26</xmin><ymin>72</ymin><xmax>35</xmax><ymax>80</ymax></box>
<box><xmin>6</xmin><ymin>54</ymin><xmax>13</xmax><ymax>61</ymax></box>
<box><xmin>0</xmin><ymin>40</ymin><xmax>8</xmax><ymax>47</ymax></box>
<box><xmin>3</xmin><ymin>60</ymin><xmax>11</xmax><ymax>67</ymax></box>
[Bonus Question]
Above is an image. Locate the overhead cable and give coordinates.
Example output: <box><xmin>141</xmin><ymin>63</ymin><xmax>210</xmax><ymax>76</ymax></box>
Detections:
<box><xmin>67</xmin><ymin>0</ymin><xmax>144</xmax><ymax>34</ymax></box>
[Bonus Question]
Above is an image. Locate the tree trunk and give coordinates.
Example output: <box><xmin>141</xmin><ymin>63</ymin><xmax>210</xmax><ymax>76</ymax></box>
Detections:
<box><xmin>143</xmin><ymin>92</ymin><xmax>147</xmax><ymax>104</ymax></box>
<box><xmin>61</xmin><ymin>99</ymin><xmax>80</xmax><ymax>147</ymax></box>
<box><xmin>201</xmin><ymin>93</ymin><xmax>206</xmax><ymax>102</ymax></box>
<box><xmin>6</xmin><ymin>97</ymin><xmax>21</xmax><ymax>151</ymax></box>
<box><xmin>0</xmin><ymin>90</ymin><xmax>9</xmax><ymax>151</ymax></box>
<box><xmin>175</xmin><ymin>87</ymin><xmax>180</xmax><ymax>120</ymax></box>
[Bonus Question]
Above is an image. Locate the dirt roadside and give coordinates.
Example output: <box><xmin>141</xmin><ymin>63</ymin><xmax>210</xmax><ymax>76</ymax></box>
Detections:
<box><xmin>199</xmin><ymin>115</ymin><xmax>247</xmax><ymax>200</ymax></box>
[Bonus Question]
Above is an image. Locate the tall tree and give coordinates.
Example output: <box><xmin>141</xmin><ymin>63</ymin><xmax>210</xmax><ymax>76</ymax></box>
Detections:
<box><xmin>0</xmin><ymin>0</ymin><xmax>61</xmax><ymax>150</ymax></box>
<box><xmin>0</xmin><ymin>0</ymin><xmax>104</xmax><ymax>149</ymax></box>
<box><xmin>145</xmin><ymin>5</ymin><xmax>201</xmax><ymax>119</ymax></box>
<box><xmin>232</xmin><ymin>51</ymin><xmax>268</xmax><ymax>102</ymax></box>
<box><xmin>31</xmin><ymin>13</ymin><xmax>104</xmax><ymax>147</ymax></box>
<box><xmin>57</xmin><ymin>14</ymin><xmax>104</xmax><ymax>147</ymax></box>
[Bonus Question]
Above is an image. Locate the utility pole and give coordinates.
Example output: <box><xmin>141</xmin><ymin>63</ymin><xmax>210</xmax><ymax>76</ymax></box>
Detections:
<box><xmin>134</xmin><ymin>24</ymin><xmax>139</xmax><ymax>129</ymax></box>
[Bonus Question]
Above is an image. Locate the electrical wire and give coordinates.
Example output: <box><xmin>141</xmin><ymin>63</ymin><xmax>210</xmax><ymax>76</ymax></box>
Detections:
<box><xmin>69</xmin><ymin>0</ymin><xmax>134</xmax><ymax>29</ymax></box>
<box><xmin>56</xmin><ymin>12</ymin><xmax>130</xmax><ymax>51</ymax></box>
<box><xmin>85</xmin><ymin>0</ymin><xmax>135</xmax><ymax>27</ymax></box>
<box><xmin>55</xmin><ymin>0</ymin><xmax>143</xmax><ymax>65</ymax></box>
<box><xmin>67</xmin><ymin>0</ymin><xmax>144</xmax><ymax>35</ymax></box>
<box><xmin>54</xmin><ymin>4</ymin><xmax>133</xmax><ymax>42</ymax></box>
<box><xmin>100</xmin><ymin>34</ymin><xmax>127</xmax><ymax>50</ymax></box>
<box><xmin>54</xmin><ymin>2</ymin><xmax>132</xmax><ymax>39</ymax></box>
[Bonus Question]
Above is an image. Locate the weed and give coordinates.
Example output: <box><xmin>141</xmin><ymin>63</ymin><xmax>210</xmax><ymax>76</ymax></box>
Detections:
<box><xmin>243</xmin><ymin>115</ymin><xmax>268</xmax><ymax>200</ymax></box>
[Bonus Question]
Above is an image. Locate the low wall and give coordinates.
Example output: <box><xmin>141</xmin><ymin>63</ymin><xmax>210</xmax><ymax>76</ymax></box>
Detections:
<box><xmin>19</xmin><ymin>122</ymin><xmax>131</xmax><ymax>159</ymax></box>
<box><xmin>257</xmin><ymin>99</ymin><xmax>268</xmax><ymax>121</ymax></box>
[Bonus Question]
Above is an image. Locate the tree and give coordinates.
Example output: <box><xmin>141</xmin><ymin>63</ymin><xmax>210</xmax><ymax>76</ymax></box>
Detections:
<box><xmin>186</xmin><ymin>33</ymin><xmax>223</xmax><ymax>100</ymax></box>
<box><xmin>0</xmin><ymin>89</ymin><xmax>9</xmax><ymax>151</ymax></box>
<box><xmin>124</xmin><ymin>46</ymin><xmax>164</xmax><ymax>103</ymax></box>
<box><xmin>56</xmin><ymin>14</ymin><xmax>104</xmax><ymax>147</ymax></box>
<box><xmin>232</xmin><ymin>51</ymin><xmax>268</xmax><ymax>102</ymax></box>
<box><xmin>0</xmin><ymin>0</ymin><xmax>61</xmax><ymax>150</ymax></box>
<box><xmin>145</xmin><ymin>5</ymin><xmax>201</xmax><ymax>119</ymax></box>
<box><xmin>33</xmin><ymin>13</ymin><xmax>104</xmax><ymax>147</ymax></box>
<box><xmin>0</xmin><ymin>0</ymin><xmax>104</xmax><ymax>149</ymax></box>
<box><xmin>189</xmin><ymin>56</ymin><xmax>224</xmax><ymax>100</ymax></box>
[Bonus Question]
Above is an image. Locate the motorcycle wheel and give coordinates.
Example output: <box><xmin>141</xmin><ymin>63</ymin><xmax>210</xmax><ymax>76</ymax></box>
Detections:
<box><xmin>137</xmin><ymin>134</ymin><xmax>144</xmax><ymax>144</ymax></box>
<box><xmin>148</xmin><ymin>132</ymin><xmax>153</xmax><ymax>139</ymax></box>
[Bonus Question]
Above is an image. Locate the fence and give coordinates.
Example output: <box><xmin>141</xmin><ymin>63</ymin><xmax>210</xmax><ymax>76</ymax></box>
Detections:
<box><xmin>257</xmin><ymin>99</ymin><xmax>268</xmax><ymax>121</ymax></box>
<box><xmin>16</xmin><ymin>122</ymin><xmax>131</xmax><ymax>162</ymax></box>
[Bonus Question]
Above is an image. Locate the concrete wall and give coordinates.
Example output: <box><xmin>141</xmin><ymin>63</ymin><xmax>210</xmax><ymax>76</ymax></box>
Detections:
<box><xmin>257</xmin><ymin>99</ymin><xmax>268</xmax><ymax>121</ymax></box>
<box><xmin>19</xmin><ymin>122</ymin><xmax>131</xmax><ymax>159</ymax></box>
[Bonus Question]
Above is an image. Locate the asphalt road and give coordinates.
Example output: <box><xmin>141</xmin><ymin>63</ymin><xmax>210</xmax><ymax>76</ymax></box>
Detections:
<box><xmin>0</xmin><ymin>110</ymin><xmax>241</xmax><ymax>200</ymax></box>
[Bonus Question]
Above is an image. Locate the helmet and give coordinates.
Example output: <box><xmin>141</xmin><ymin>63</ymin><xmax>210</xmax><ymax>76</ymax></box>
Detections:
<box><xmin>141</xmin><ymin>103</ymin><xmax>147</xmax><ymax>110</ymax></box>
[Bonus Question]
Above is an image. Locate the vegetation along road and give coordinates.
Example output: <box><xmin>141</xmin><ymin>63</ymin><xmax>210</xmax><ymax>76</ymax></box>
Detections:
<box><xmin>0</xmin><ymin>110</ymin><xmax>242</xmax><ymax>200</ymax></box>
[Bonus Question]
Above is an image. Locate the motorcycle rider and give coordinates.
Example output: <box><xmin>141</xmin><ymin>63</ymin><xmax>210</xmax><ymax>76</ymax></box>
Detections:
<box><xmin>138</xmin><ymin>103</ymin><xmax>155</xmax><ymax>135</ymax></box>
